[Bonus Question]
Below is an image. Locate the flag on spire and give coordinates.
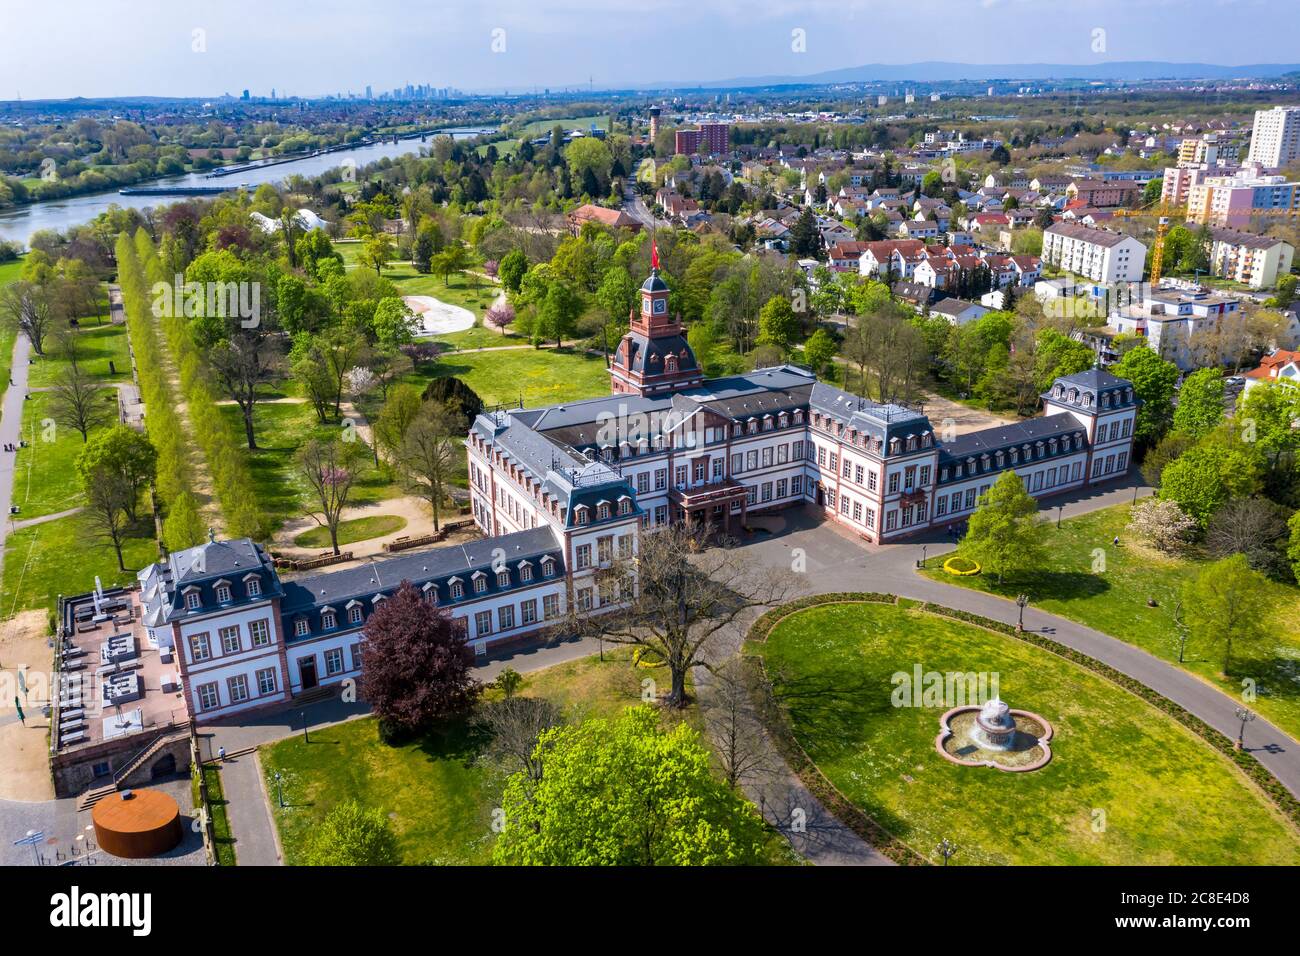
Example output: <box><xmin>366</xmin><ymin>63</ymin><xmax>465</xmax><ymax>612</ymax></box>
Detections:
<box><xmin>651</xmin><ymin>239</ymin><xmax>660</xmax><ymax>271</ymax></box>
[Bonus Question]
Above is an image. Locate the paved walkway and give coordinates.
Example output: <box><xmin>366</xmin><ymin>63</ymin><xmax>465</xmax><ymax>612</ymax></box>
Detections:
<box><xmin>0</xmin><ymin>333</ymin><xmax>32</xmax><ymax>565</ymax></box>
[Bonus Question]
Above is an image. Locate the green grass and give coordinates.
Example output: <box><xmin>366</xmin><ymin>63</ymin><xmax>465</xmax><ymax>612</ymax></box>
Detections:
<box><xmin>11</xmin><ymin>389</ymin><xmax>119</xmax><ymax>519</ymax></box>
<box><xmin>1</xmin><ymin>512</ymin><xmax>157</xmax><ymax>617</ymax></box>
<box><xmin>923</xmin><ymin>502</ymin><xmax>1300</xmax><ymax>741</ymax></box>
<box><xmin>27</xmin><ymin>322</ymin><xmax>130</xmax><ymax>388</ymax></box>
<box><xmin>757</xmin><ymin>601</ymin><xmax>1300</xmax><ymax>865</ymax></box>
<box><xmin>293</xmin><ymin>514</ymin><xmax>407</xmax><ymax>549</ymax></box>
<box><xmin>263</xmin><ymin>649</ymin><xmax>797</xmax><ymax>866</ymax></box>
<box><xmin>198</xmin><ymin>764</ymin><xmax>237</xmax><ymax>866</ymax></box>
<box><xmin>0</xmin><ymin>257</ymin><xmax>24</xmax><ymax>411</ymax></box>
<box><xmin>219</xmin><ymin>400</ymin><xmax>399</xmax><ymax>533</ymax></box>
<box><xmin>409</xmin><ymin>347</ymin><xmax>611</xmax><ymax>409</ymax></box>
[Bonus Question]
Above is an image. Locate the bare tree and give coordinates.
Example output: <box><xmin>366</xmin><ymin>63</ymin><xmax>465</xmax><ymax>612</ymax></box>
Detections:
<box><xmin>558</xmin><ymin>523</ymin><xmax>797</xmax><ymax>708</ymax></box>
<box><xmin>701</xmin><ymin>656</ymin><xmax>772</xmax><ymax>790</ymax></box>
<box><xmin>48</xmin><ymin>361</ymin><xmax>106</xmax><ymax>442</ymax></box>
<box><xmin>397</xmin><ymin>402</ymin><xmax>464</xmax><ymax>531</ymax></box>
<box><xmin>82</xmin><ymin>476</ymin><xmax>134</xmax><ymax>571</ymax></box>
<box><xmin>1</xmin><ymin>281</ymin><xmax>56</xmax><ymax>355</ymax></box>
<box><xmin>474</xmin><ymin>696</ymin><xmax>564</xmax><ymax>788</ymax></box>
<box><xmin>208</xmin><ymin>331</ymin><xmax>282</xmax><ymax>449</ymax></box>
<box><xmin>842</xmin><ymin>302</ymin><xmax>925</xmax><ymax>402</ymax></box>
<box><xmin>296</xmin><ymin>437</ymin><xmax>367</xmax><ymax>555</ymax></box>
<box><xmin>1205</xmin><ymin>497</ymin><xmax>1289</xmax><ymax>574</ymax></box>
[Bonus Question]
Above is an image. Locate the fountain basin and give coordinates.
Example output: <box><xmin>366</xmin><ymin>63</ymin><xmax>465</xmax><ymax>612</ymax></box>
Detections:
<box><xmin>936</xmin><ymin>704</ymin><xmax>1054</xmax><ymax>772</ymax></box>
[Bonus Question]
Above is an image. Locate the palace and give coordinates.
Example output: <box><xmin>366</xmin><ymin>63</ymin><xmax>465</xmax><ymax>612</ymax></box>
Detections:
<box><xmin>50</xmin><ymin>265</ymin><xmax>1135</xmax><ymax>796</ymax></box>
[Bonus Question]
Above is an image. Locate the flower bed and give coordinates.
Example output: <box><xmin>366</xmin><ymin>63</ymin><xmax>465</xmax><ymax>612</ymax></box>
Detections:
<box><xmin>942</xmin><ymin>556</ymin><xmax>980</xmax><ymax>576</ymax></box>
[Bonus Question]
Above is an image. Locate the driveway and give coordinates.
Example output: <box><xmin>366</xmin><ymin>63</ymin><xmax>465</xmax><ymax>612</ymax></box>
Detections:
<box><xmin>733</xmin><ymin>481</ymin><xmax>1300</xmax><ymax>803</ymax></box>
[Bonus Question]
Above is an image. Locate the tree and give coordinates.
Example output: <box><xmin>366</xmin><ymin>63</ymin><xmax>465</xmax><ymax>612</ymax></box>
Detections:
<box><xmin>1288</xmin><ymin>509</ymin><xmax>1300</xmax><ymax>585</ymax></box>
<box><xmin>359</xmin><ymin>582</ymin><xmax>480</xmax><ymax>739</ymax></box>
<box><xmin>701</xmin><ymin>657</ymin><xmax>771</xmax><ymax>790</ymax></box>
<box><xmin>1111</xmin><ymin>344</ymin><xmax>1179</xmax><ymax>450</ymax></box>
<box><xmin>1172</xmin><ymin>368</ymin><xmax>1225</xmax><ymax>439</ymax></box>
<box><xmin>373</xmin><ymin>383</ymin><xmax>423</xmax><ymax>464</ymax></box>
<box><xmin>559</xmin><ymin>523</ymin><xmax>795</xmax><ymax>708</ymax></box>
<box><xmin>359</xmin><ymin>232</ymin><xmax>395</xmax><ymax>275</ymax></box>
<box><xmin>1140</xmin><ymin>430</ymin><xmax>1193</xmax><ymax>488</ymax></box>
<box><xmin>474</xmin><ymin>695</ymin><xmax>563</xmax><ymax>786</ymax></box>
<box><xmin>1205</xmin><ymin>497</ymin><xmax>1290</xmax><ymax>575</ymax></box>
<box><xmin>431</xmin><ymin>241</ymin><xmax>470</xmax><ymax>287</ymax></box>
<box><xmin>370</xmin><ymin>297</ymin><xmax>418</xmax><ymax>350</ymax></box>
<box><xmin>302</xmin><ymin>801</ymin><xmax>401</xmax><ymax>866</ymax></box>
<box><xmin>498</xmin><ymin>249</ymin><xmax>528</xmax><ymax>293</ymax></box>
<box><xmin>85</xmin><ymin>475</ymin><xmax>137</xmax><ymax>574</ymax></box>
<box><xmin>76</xmin><ymin>425</ymin><xmax>156</xmax><ymax>523</ymax></box>
<box><xmin>790</xmin><ymin>207</ymin><xmax>821</xmax><ymax>258</ymax></box>
<box><xmin>535</xmin><ymin>280</ymin><xmax>582</xmax><ymax>348</ymax></box>
<box><xmin>756</xmin><ymin>295</ymin><xmax>799</xmax><ymax>350</ymax></box>
<box><xmin>48</xmin><ymin>362</ymin><xmax>107</xmax><ymax>442</ymax></box>
<box><xmin>1125</xmin><ymin>497</ymin><xmax>1196</xmax><ymax>554</ymax></box>
<box><xmin>492</xmin><ymin>706</ymin><xmax>766</xmax><ymax>865</ymax></box>
<box><xmin>484</xmin><ymin>300</ymin><xmax>515</xmax><ymax>334</ymax></box>
<box><xmin>1159</xmin><ymin>438</ymin><xmax>1263</xmax><ymax>527</ymax></box>
<box><xmin>1182</xmin><ymin>554</ymin><xmax>1269</xmax><ymax>674</ymax></box>
<box><xmin>959</xmin><ymin>470</ymin><xmax>1049</xmax><ymax>585</ymax></box>
<box><xmin>1237</xmin><ymin>380</ymin><xmax>1300</xmax><ymax>484</ymax></box>
<box><xmin>209</xmin><ymin>331</ymin><xmax>282</xmax><ymax>449</ymax></box>
<box><xmin>295</xmin><ymin>437</ymin><xmax>368</xmax><ymax>555</ymax></box>
<box><xmin>0</xmin><ymin>281</ymin><xmax>56</xmax><ymax>356</ymax></box>
<box><xmin>801</xmin><ymin>328</ymin><xmax>837</xmax><ymax>376</ymax></box>
<box><xmin>396</xmin><ymin>401</ymin><xmax>464</xmax><ymax>531</ymax></box>
<box><xmin>422</xmin><ymin>376</ymin><xmax>483</xmax><ymax>423</ymax></box>
<box><xmin>412</xmin><ymin>220</ymin><xmax>439</xmax><ymax>274</ymax></box>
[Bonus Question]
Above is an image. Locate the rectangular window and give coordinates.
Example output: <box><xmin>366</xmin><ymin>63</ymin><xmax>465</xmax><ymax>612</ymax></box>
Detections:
<box><xmin>919</xmin><ymin>465</ymin><xmax>931</xmax><ymax>486</ymax></box>
<box><xmin>577</xmin><ymin>588</ymin><xmax>593</xmax><ymax>612</ymax></box>
<box><xmin>936</xmin><ymin>496</ymin><xmax>948</xmax><ymax>516</ymax></box>
<box><xmin>350</xmin><ymin>644</ymin><xmax>363</xmax><ymax>670</ymax></box>
<box><xmin>826</xmin><ymin>489</ymin><xmax>836</xmax><ymax>509</ymax></box>
<box><xmin>888</xmin><ymin>473</ymin><xmax>900</xmax><ymax>494</ymax></box>
<box><xmin>654</xmin><ymin>505</ymin><xmax>668</xmax><ymax>526</ymax></box>
<box><xmin>693</xmin><ymin>459</ymin><xmax>708</xmax><ymax>483</ymax></box>
<box><xmin>1033</xmin><ymin>471</ymin><xmax>1044</xmax><ymax>492</ymax></box>
<box><xmin>712</xmin><ymin>458</ymin><xmax>724</xmax><ymax>479</ymax></box>
<box><xmin>1092</xmin><ymin>459</ymin><xmax>1104</xmax><ymax>478</ymax></box>
<box><xmin>521</xmin><ymin>599</ymin><xmax>537</xmax><ymax>625</ymax></box>
<box><xmin>868</xmin><ymin>471</ymin><xmax>878</xmax><ymax>492</ymax></box>
<box><xmin>576</xmin><ymin>544</ymin><xmax>592</xmax><ymax>570</ymax></box>
<box><xmin>1072</xmin><ymin>461</ymin><xmax>1082</xmax><ymax>481</ymax></box>
<box><xmin>197</xmin><ymin>682</ymin><xmax>219</xmax><ymax>711</ymax></box>
<box><xmin>190</xmin><ymin>633</ymin><xmax>211</xmax><ymax>662</ymax></box>
<box><xmin>761</xmin><ymin>482</ymin><xmax>773</xmax><ymax>502</ymax></box>
<box><xmin>792</xmin><ymin>441</ymin><xmax>804</xmax><ymax>461</ymax></box>
<box><xmin>1121</xmin><ymin>419</ymin><xmax>1132</xmax><ymax>438</ymax></box>
<box><xmin>256</xmin><ymin>668</ymin><xmax>278</xmax><ymax>696</ymax></box>
<box><xmin>499</xmin><ymin>605</ymin><xmax>515</xmax><ymax>631</ymax></box>
<box><xmin>829</xmin><ymin>452</ymin><xmax>838</xmax><ymax>472</ymax></box>
<box><xmin>865</xmin><ymin>507</ymin><xmax>876</xmax><ymax>528</ymax></box>
<box><xmin>791</xmin><ymin>475</ymin><xmax>803</xmax><ymax>495</ymax></box>
<box><xmin>227</xmin><ymin>674</ymin><xmax>249</xmax><ymax>703</ymax></box>
<box><xmin>597</xmin><ymin>536</ymin><xmax>613</xmax><ymax>565</ymax></box>
<box><xmin>731</xmin><ymin>453</ymin><xmax>743</xmax><ymax>474</ymax></box>
<box><xmin>817</xmin><ymin>446</ymin><xmax>826</xmax><ymax>466</ymax></box>
<box><xmin>777</xmin><ymin>444</ymin><xmax>789</xmax><ymax>464</ymax></box>
<box><xmin>776</xmin><ymin>479</ymin><xmax>787</xmax><ymax>498</ymax></box>
<box><xmin>840</xmin><ymin>494</ymin><xmax>850</xmax><ymax>515</ymax></box>
<box><xmin>246</xmin><ymin>577</ymin><xmax>261</xmax><ymax>598</ymax></box>
<box><xmin>853</xmin><ymin>501</ymin><xmax>862</xmax><ymax>522</ymax></box>
<box><xmin>965</xmin><ymin>489</ymin><xmax>976</xmax><ymax>509</ymax></box>
<box><xmin>220</xmin><ymin>626</ymin><xmax>241</xmax><ymax>655</ymax></box>
<box><xmin>854</xmin><ymin>464</ymin><xmax>864</xmax><ymax>485</ymax></box>
<box><xmin>324</xmin><ymin>648</ymin><xmax>343</xmax><ymax>675</ymax></box>
<box><xmin>636</xmin><ymin>472</ymin><xmax>649</xmax><ymax>494</ymax></box>
<box><xmin>475</xmin><ymin>611</ymin><xmax>493</xmax><ymax>636</ymax></box>
<box><xmin>618</xmin><ymin>534</ymin><xmax>633</xmax><ymax>558</ymax></box>
<box><xmin>746</xmin><ymin>450</ymin><xmax>758</xmax><ymax>471</ymax></box>
<box><xmin>886</xmin><ymin>511</ymin><xmax>898</xmax><ymax>531</ymax></box>
<box><xmin>543</xmin><ymin>594</ymin><xmax>560</xmax><ymax>619</ymax></box>
<box><xmin>248</xmin><ymin>619</ymin><xmax>271</xmax><ymax>648</ymax></box>
<box><xmin>745</xmin><ymin>485</ymin><xmax>757</xmax><ymax>506</ymax></box>
<box><xmin>655</xmin><ymin>469</ymin><xmax>667</xmax><ymax>491</ymax></box>
<box><xmin>1117</xmin><ymin>451</ymin><xmax>1128</xmax><ymax>471</ymax></box>
<box><xmin>762</xmin><ymin>447</ymin><xmax>774</xmax><ymax>468</ymax></box>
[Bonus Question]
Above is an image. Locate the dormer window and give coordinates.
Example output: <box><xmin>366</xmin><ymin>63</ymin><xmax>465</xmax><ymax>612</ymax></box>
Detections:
<box><xmin>294</xmin><ymin>618</ymin><xmax>309</xmax><ymax>637</ymax></box>
<box><xmin>541</xmin><ymin>557</ymin><xmax>556</xmax><ymax>577</ymax></box>
<box><xmin>423</xmin><ymin>582</ymin><xmax>439</xmax><ymax>604</ymax></box>
<box><xmin>215</xmin><ymin>583</ymin><xmax>232</xmax><ymax>604</ymax></box>
<box><xmin>245</xmin><ymin>577</ymin><xmax>261</xmax><ymax>597</ymax></box>
<box><xmin>322</xmin><ymin>610</ymin><xmax>337</xmax><ymax>630</ymax></box>
<box><xmin>597</xmin><ymin>502</ymin><xmax>611</xmax><ymax>521</ymax></box>
<box><xmin>794</xmin><ymin>410</ymin><xmax>804</xmax><ymax>423</ymax></box>
<box><xmin>575</xmin><ymin>506</ymin><xmax>590</xmax><ymax>526</ymax></box>
<box><xmin>497</xmin><ymin>570</ymin><xmax>510</xmax><ymax>588</ymax></box>
<box><xmin>474</xmin><ymin>575</ymin><xmax>488</xmax><ymax>595</ymax></box>
<box><xmin>185</xmin><ymin>591</ymin><xmax>201</xmax><ymax>611</ymax></box>
<box><xmin>520</xmin><ymin>564</ymin><xmax>533</xmax><ymax>583</ymax></box>
<box><xmin>450</xmin><ymin>580</ymin><xmax>465</xmax><ymax>599</ymax></box>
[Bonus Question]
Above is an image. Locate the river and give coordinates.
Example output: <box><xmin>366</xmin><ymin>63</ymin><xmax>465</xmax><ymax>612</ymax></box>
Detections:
<box><xmin>0</xmin><ymin>126</ymin><xmax>496</xmax><ymax>246</ymax></box>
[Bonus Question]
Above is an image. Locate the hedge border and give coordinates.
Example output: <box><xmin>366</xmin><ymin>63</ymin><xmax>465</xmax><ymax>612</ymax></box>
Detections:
<box><xmin>745</xmin><ymin>592</ymin><xmax>1300</xmax><ymax>865</ymax></box>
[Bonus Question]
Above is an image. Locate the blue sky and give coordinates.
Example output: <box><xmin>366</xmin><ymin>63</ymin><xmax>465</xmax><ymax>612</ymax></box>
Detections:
<box><xmin>0</xmin><ymin>0</ymin><xmax>1296</xmax><ymax>100</ymax></box>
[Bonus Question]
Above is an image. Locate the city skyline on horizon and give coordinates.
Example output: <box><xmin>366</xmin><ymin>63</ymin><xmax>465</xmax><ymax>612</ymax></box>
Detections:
<box><xmin>2</xmin><ymin>0</ymin><xmax>1298</xmax><ymax>102</ymax></box>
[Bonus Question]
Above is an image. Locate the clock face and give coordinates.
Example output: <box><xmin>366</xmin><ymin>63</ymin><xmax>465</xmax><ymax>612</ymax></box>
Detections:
<box><xmin>653</xmin><ymin>298</ymin><xmax>667</xmax><ymax>314</ymax></box>
<box><xmin>642</xmin><ymin>296</ymin><xmax>652</xmax><ymax>313</ymax></box>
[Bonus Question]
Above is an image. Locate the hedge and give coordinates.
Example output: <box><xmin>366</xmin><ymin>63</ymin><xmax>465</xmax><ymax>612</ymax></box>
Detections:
<box><xmin>745</xmin><ymin>592</ymin><xmax>1300</xmax><ymax>864</ymax></box>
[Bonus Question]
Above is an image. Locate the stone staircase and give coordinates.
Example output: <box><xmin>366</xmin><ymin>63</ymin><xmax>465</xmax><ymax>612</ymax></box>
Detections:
<box><xmin>76</xmin><ymin>728</ymin><xmax>191</xmax><ymax>811</ymax></box>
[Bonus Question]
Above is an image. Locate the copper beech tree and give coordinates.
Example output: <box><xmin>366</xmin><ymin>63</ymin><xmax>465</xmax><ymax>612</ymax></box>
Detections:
<box><xmin>555</xmin><ymin>522</ymin><xmax>797</xmax><ymax>708</ymax></box>
<box><xmin>359</xmin><ymin>582</ymin><xmax>481</xmax><ymax>741</ymax></box>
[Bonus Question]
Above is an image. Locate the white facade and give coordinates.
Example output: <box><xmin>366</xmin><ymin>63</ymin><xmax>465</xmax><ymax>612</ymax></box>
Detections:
<box><xmin>1043</xmin><ymin>223</ymin><xmax>1147</xmax><ymax>283</ymax></box>
<box><xmin>1248</xmin><ymin>106</ymin><xmax>1300</xmax><ymax>169</ymax></box>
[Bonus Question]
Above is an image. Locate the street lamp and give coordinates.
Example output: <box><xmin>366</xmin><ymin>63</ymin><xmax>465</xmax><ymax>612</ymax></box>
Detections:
<box><xmin>274</xmin><ymin>772</ymin><xmax>285</xmax><ymax>808</ymax></box>
<box><xmin>1234</xmin><ymin>707</ymin><xmax>1256</xmax><ymax>751</ymax></box>
<box><xmin>937</xmin><ymin>838</ymin><xmax>956</xmax><ymax>866</ymax></box>
<box><xmin>917</xmin><ymin>544</ymin><xmax>928</xmax><ymax>569</ymax></box>
<box><xmin>1056</xmin><ymin>505</ymin><xmax>1064</xmax><ymax>528</ymax></box>
<box><xmin>301</xmin><ymin>710</ymin><xmax>309</xmax><ymax>744</ymax></box>
<box><xmin>1016</xmin><ymin>594</ymin><xmax>1029</xmax><ymax>631</ymax></box>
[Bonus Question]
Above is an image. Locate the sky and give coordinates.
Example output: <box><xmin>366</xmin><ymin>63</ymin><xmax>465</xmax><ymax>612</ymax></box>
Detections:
<box><xmin>0</xmin><ymin>0</ymin><xmax>1297</xmax><ymax>101</ymax></box>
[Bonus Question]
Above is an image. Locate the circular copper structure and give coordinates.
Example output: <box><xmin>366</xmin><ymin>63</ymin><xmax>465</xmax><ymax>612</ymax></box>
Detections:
<box><xmin>92</xmin><ymin>789</ymin><xmax>184</xmax><ymax>858</ymax></box>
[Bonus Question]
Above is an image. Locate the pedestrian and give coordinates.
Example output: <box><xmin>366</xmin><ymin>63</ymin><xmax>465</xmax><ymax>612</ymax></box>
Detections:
<box><xmin>218</xmin><ymin>745</ymin><xmax>227</xmax><ymax>763</ymax></box>
<box><xmin>1112</xmin><ymin>535</ymin><xmax>1119</xmax><ymax>547</ymax></box>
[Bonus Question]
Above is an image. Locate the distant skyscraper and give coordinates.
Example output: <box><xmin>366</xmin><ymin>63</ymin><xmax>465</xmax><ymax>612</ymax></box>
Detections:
<box><xmin>365</xmin><ymin>85</ymin><xmax>372</xmax><ymax>100</ymax></box>
<box><xmin>240</xmin><ymin>89</ymin><xmax>249</xmax><ymax>101</ymax></box>
<box><xmin>904</xmin><ymin>90</ymin><xmax>915</xmax><ymax>105</ymax></box>
<box><xmin>648</xmin><ymin>105</ymin><xmax>661</xmax><ymax>141</ymax></box>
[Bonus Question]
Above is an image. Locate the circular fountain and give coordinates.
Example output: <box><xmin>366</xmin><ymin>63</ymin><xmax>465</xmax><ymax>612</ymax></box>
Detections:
<box><xmin>936</xmin><ymin>698</ymin><xmax>1054</xmax><ymax>772</ymax></box>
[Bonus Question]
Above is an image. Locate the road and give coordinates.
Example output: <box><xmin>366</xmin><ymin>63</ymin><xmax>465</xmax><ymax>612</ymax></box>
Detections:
<box><xmin>621</xmin><ymin>184</ymin><xmax>668</xmax><ymax>232</ymax></box>
<box><xmin>0</xmin><ymin>333</ymin><xmax>32</xmax><ymax>566</ymax></box>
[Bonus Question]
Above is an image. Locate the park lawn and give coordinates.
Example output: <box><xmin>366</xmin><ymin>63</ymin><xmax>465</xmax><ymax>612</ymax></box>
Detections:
<box><xmin>196</xmin><ymin>763</ymin><xmax>237</xmax><ymax>866</ymax></box>
<box><xmin>409</xmin><ymin>347</ymin><xmax>611</xmax><ymax>409</ymax></box>
<box><xmin>1</xmin><ymin>512</ymin><xmax>157</xmax><ymax>617</ymax></box>
<box><xmin>293</xmin><ymin>514</ymin><xmax>407</xmax><ymax>549</ymax></box>
<box><xmin>263</xmin><ymin>648</ymin><xmax>797</xmax><ymax>866</ymax></box>
<box><xmin>11</xmin><ymin>389</ymin><xmax>119</xmax><ymax>519</ymax></box>
<box><xmin>757</xmin><ymin>601</ymin><xmax>1300</xmax><ymax>865</ymax></box>
<box><xmin>921</xmin><ymin>502</ymin><xmax>1300</xmax><ymax>742</ymax></box>
<box><xmin>27</xmin><ymin>322</ymin><xmax>131</xmax><ymax>388</ymax></box>
<box><xmin>0</xmin><ymin>256</ymin><xmax>24</xmax><ymax>396</ymax></box>
<box><xmin>220</xmin><ymin>400</ymin><xmax>400</xmax><ymax>534</ymax></box>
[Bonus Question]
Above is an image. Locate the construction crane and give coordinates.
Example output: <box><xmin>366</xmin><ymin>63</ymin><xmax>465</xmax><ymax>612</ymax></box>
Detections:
<box><xmin>1113</xmin><ymin>198</ymin><xmax>1186</xmax><ymax>286</ymax></box>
